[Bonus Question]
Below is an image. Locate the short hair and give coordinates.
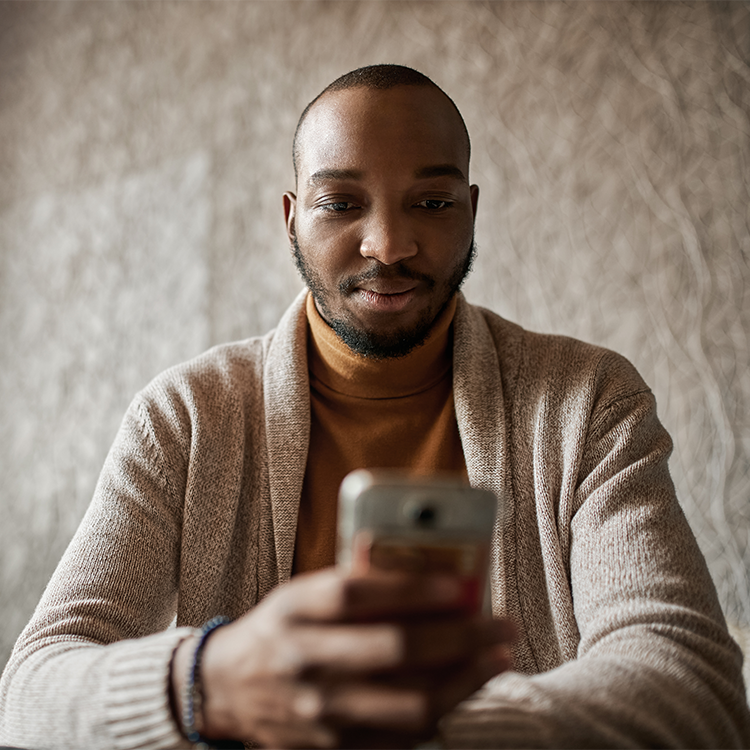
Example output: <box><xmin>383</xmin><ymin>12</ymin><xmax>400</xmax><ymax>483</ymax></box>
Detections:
<box><xmin>292</xmin><ymin>64</ymin><xmax>471</xmax><ymax>181</ymax></box>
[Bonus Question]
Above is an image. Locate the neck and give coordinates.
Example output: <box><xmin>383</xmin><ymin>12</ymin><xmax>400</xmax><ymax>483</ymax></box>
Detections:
<box><xmin>305</xmin><ymin>293</ymin><xmax>457</xmax><ymax>399</ymax></box>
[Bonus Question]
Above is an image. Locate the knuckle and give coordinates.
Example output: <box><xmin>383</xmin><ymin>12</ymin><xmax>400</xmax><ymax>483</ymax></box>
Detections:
<box><xmin>376</xmin><ymin>624</ymin><xmax>406</xmax><ymax>665</ymax></box>
<box><xmin>337</xmin><ymin>576</ymin><xmax>361</xmax><ymax>614</ymax></box>
<box><xmin>292</xmin><ymin>684</ymin><xmax>326</xmax><ymax>721</ymax></box>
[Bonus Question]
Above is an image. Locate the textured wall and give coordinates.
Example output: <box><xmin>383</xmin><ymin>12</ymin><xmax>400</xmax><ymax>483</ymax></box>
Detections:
<box><xmin>1</xmin><ymin>1</ymin><xmax>748</xmax><ymax>677</ymax></box>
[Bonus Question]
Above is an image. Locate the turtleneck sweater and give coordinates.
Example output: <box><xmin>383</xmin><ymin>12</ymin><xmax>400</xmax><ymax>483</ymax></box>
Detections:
<box><xmin>293</xmin><ymin>293</ymin><xmax>468</xmax><ymax>574</ymax></box>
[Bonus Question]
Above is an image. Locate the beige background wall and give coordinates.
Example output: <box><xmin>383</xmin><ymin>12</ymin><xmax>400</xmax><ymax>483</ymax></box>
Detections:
<box><xmin>1</xmin><ymin>1</ymin><xmax>748</xmax><ymax>674</ymax></box>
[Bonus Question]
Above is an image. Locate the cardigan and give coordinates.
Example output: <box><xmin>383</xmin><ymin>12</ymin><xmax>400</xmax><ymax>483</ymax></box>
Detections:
<box><xmin>1</xmin><ymin>290</ymin><xmax>748</xmax><ymax>749</ymax></box>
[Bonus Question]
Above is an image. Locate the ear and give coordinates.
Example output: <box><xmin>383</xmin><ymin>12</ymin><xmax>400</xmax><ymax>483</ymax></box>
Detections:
<box><xmin>470</xmin><ymin>184</ymin><xmax>479</xmax><ymax>221</ymax></box>
<box><xmin>283</xmin><ymin>192</ymin><xmax>297</xmax><ymax>244</ymax></box>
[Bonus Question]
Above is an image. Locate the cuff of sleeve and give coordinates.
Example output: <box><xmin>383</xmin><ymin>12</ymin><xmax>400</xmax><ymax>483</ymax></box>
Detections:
<box><xmin>103</xmin><ymin>627</ymin><xmax>199</xmax><ymax>750</ymax></box>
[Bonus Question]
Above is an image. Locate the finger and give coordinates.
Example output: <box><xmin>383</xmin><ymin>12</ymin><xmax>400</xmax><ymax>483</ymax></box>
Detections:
<box><xmin>243</xmin><ymin>677</ymin><xmax>427</xmax><ymax>732</ymax></box>
<box><xmin>356</xmin><ymin>645</ymin><xmax>512</xmax><ymax>729</ymax></box>
<box><xmin>210</xmin><ymin>678</ymin><xmax>338</xmax><ymax>746</ymax></box>
<box><xmin>400</xmin><ymin>616</ymin><xmax>516</xmax><ymax>667</ymax></box>
<box><xmin>312</xmin><ymin>647</ymin><xmax>510</xmax><ymax>734</ymax></box>
<box><xmin>341</xmin><ymin>571</ymin><xmax>469</xmax><ymax>620</ymax></box>
<box><xmin>290</xmin><ymin>623</ymin><xmax>404</xmax><ymax>673</ymax></box>
<box><xmin>340</xmin><ymin>727</ymin><xmax>424</xmax><ymax>750</ymax></box>
<box><xmin>251</xmin><ymin>718</ymin><xmax>338</xmax><ymax>749</ymax></box>
<box><xmin>322</xmin><ymin>682</ymin><xmax>430</xmax><ymax>732</ymax></box>
<box><xmin>273</xmin><ymin>568</ymin><xmax>467</xmax><ymax>622</ymax></box>
<box><xmin>236</xmin><ymin>679</ymin><xmax>325</xmax><ymax>724</ymax></box>
<box><xmin>288</xmin><ymin>616</ymin><xmax>514</xmax><ymax>676</ymax></box>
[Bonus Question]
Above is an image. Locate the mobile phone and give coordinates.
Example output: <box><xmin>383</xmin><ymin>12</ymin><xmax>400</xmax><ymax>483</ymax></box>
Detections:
<box><xmin>337</xmin><ymin>469</ymin><xmax>499</xmax><ymax>613</ymax></box>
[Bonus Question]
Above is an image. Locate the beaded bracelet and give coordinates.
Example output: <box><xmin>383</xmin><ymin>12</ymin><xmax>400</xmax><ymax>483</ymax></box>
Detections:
<box><xmin>182</xmin><ymin>615</ymin><xmax>230</xmax><ymax>749</ymax></box>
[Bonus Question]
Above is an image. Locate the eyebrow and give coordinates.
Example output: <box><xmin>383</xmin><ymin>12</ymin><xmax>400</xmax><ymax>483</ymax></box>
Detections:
<box><xmin>414</xmin><ymin>164</ymin><xmax>467</xmax><ymax>181</ymax></box>
<box><xmin>307</xmin><ymin>164</ymin><xmax>467</xmax><ymax>186</ymax></box>
<box><xmin>308</xmin><ymin>168</ymin><xmax>363</xmax><ymax>185</ymax></box>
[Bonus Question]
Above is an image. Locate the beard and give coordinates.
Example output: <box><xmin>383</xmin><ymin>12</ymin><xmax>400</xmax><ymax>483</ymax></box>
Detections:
<box><xmin>292</xmin><ymin>236</ymin><xmax>476</xmax><ymax>359</ymax></box>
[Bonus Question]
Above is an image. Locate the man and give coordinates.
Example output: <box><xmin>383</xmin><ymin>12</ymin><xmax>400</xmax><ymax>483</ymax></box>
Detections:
<box><xmin>1</xmin><ymin>65</ymin><xmax>748</xmax><ymax>749</ymax></box>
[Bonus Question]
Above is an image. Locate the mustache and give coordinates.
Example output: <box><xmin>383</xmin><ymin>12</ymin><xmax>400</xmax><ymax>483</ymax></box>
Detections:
<box><xmin>338</xmin><ymin>262</ymin><xmax>436</xmax><ymax>294</ymax></box>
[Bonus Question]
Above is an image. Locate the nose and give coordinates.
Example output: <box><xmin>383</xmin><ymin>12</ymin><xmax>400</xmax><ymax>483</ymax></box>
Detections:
<box><xmin>359</xmin><ymin>208</ymin><xmax>418</xmax><ymax>265</ymax></box>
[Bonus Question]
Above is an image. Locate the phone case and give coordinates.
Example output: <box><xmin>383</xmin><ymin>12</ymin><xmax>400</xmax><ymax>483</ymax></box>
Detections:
<box><xmin>337</xmin><ymin>469</ymin><xmax>500</xmax><ymax>612</ymax></box>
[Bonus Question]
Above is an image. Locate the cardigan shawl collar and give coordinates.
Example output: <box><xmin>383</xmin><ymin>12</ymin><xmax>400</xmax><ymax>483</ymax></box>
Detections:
<box><xmin>262</xmin><ymin>290</ymin><xmax>311</xmax><ymax>583</ymax></box>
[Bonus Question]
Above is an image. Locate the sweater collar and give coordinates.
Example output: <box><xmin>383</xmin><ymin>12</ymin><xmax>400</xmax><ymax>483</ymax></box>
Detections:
<box><xmin>305</xmin><ymin>292</ymin><xmax>456</xmax><ymax>399</ymax></box>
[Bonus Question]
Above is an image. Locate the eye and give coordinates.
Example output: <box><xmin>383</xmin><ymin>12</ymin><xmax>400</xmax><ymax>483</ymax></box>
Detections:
<box><xmin>415</xmin><ymin>199</ymin><xmax>453</xmax><ymax>210</ymax></box>
<box><xmin>322</xmin><ymin>201</ymin><xmax>357</xmax><ymax>212</ymax></box>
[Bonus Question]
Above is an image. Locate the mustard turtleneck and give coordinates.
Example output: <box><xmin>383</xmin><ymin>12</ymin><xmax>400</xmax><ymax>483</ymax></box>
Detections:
<box><xmin>292</xmin><ymin>292</ymin><xmax>468</xmax><ymax>574</ymax></box>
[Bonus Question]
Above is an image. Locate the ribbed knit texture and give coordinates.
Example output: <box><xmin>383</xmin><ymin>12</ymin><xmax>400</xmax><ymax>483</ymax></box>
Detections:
<box><xmin>1</xmin><ymin>290</ymin><xmax>748</xmax><ymax>748</ymax></box>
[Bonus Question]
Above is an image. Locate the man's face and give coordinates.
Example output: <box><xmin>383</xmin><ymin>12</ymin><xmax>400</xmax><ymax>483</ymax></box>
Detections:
<box><xmin>284</xmin><ymin>85</ymin><xmax>479</xmax><ymax>359</ymax></box>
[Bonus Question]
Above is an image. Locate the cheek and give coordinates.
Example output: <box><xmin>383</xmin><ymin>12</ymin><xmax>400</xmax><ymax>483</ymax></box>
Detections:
<box><xmin>301</xmin><ymin>227</ymin><xmax>362</xmax><ymax>269</ymax></box>
<box><xmin>428</xmin><ymin>223</ymin><xmax>472</xmax><ymax>261</ymax></box>
<box><xmin>420</xmin><ymin>209</ymin><xmax>473</xmax><ymax>246</ymax></box>
<box><xmin>299</xmin><ymin>212</ymin><xmax>353</xmax><ymax>243</ymax></box>
<box><xmin>296</xmin><ymin>238</ymin><xmax>352</xmax><ymax>286</ymax></box>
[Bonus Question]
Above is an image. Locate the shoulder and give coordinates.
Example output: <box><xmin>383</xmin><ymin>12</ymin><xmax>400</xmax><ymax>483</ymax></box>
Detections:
<box><xmin>103</xmin><ymin>336</ymin><xmax>271</xmax><ymax>467</ymax></box>
<box><xmin>127</xmin><ymin>291</ymin><xmax>309</xmax><ymax>441</ymax></box>
<box><xmin>136</xmin><ymin>291</ymin><xmax>308</xmax><ymax>416</ymax></box>
<box><xmin>136</xmin><ymin>334</ymin><xmax>269</xmax><ymax>420</ymax></box>
<box><xmin>460</xmin><ymin>298</ymin><xmax>651</xmax><ymax>411</ymax></box>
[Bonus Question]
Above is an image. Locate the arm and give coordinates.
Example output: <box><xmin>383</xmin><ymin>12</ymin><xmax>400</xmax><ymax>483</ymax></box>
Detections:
<box><xmin>442</xmin><ymin>383</ymin><xmax>750</xmax><ymax>748</ymax></box>
<box><xmin>0</xmin><ymin>397</ymin><xmax>196</xmax><ymax>749</ymax></box>
<box><xmin>0</xmin><ymin>385</ymin><xmax>515</xmax><ymax>750</ymax></box>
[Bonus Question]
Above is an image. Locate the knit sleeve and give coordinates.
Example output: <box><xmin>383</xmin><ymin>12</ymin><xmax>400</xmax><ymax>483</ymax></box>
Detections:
<box><xmin>0</xmin><ymin>394</ymin><xmax>197</xmax><ymax>750</ymax></box>
<box><xmin>441</xmin><ymin>379</ymin><xmax>750</xmax><ymax>747</ymax></box>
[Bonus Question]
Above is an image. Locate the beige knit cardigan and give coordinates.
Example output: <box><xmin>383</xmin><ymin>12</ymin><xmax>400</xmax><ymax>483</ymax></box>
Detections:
<box><xmin>1</xmin><ymin>291</ymin><xmax>748</xmax><ymax>749</ymax></box>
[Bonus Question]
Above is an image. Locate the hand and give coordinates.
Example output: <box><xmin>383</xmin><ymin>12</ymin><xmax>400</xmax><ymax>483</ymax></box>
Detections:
<box><xmin>172</xmin><ymin>567</ymin><xmax>515</xmax><ymax>748</ymax></box>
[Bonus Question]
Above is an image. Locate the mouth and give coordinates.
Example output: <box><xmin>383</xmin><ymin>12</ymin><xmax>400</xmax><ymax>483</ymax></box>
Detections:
<box><xmin>354</xmin><ymin>286</ymin><xmax>417</xmax><ymax>312</ymax></box>
<box><xmin>357</xmin><ymin>279</ymin><xmax>417</xmax><ymax>296</ymax></box>
<box><xmin>340</xmin><ymin>264</ymin><xmax>434</xmax><ymax>314</ymax></box>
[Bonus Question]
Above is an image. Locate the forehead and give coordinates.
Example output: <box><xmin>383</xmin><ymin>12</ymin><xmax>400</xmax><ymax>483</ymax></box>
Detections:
<box><xmin>295</xmin><ymin>86</ymin><xmax>469</xmax><ymax>184</ymax></box>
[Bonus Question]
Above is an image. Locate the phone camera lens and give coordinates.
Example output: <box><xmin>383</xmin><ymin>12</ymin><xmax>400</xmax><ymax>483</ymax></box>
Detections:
<box><xmin>410</xmin><ymin>504</ymin><xmax>437</xmax><ymax>527</ymax></box>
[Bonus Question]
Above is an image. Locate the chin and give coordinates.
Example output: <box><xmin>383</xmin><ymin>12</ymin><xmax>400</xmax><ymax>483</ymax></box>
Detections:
<box><xmin>327</xmin><ymin>307</ymin><xmax>440</xmax><ymax>360</ymax></box>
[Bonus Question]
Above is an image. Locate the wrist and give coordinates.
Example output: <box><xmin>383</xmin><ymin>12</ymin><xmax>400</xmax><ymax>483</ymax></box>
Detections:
<box><xmin>169</xmin><ymin>634</ymin><xmax>199</xmax><ymax>734</ymax></box>
<box><xmin>197</xmin><ymin>620</ymin><xmax>240</xmax><ymax>739</ymax></box>
<box><xmin>170</xmin><ymin>618</ymin><xmax>232</xmax><ymax>745</ymax></box>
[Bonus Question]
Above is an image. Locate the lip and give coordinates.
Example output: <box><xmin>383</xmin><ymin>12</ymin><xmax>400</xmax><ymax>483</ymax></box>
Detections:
<box><xmin>354</xmin><ymin>286</ymin><xmax>417</xmax><ymax>313</ymax></box>
<box><xmin>357</xmin><ymin>279</ymin><xmax>417</xmax><ymax>295</ymax></box>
